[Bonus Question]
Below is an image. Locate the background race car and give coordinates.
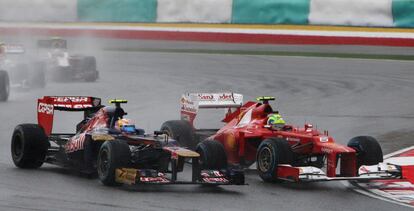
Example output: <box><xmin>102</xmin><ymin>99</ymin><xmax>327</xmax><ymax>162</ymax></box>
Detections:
<box><xmin>0</xmin><ymin>69</ymin><xmax>9</xmax><ymax>101</ymax></box>
<box><xmin>0</xmin><ymin>43</ymin><xmax>46</xmax><ymax>89</ymax></box>
<box><xmin>11</xmin><ymin>96</ymin><xmax>244</xmax><ymax>186</ymax></box>
<box><xmin>37</xmin><ymin>38</ymin><xmax>99</xmax><ymax>82</ymax></box>
<box><xmin>162</xmin><ymin>93</ymin><xmax>414</xmax><ymax>183</ymax></box>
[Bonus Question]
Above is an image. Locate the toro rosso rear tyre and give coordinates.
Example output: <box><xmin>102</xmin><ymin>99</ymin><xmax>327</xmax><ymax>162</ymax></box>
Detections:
<box><xmin>256</xmin><ymin>138</ymin><xmax>293</xmax><ymax>182</ymax></box>
<box><xmin>347</xmin><ymin>136</ymin><xmax>383</xmax><ymax>167</ymax></box>
<box><xmin>0</xmin><ymin>70</ymin><xmax>10</xmax><ymax>102</ymax></box>
<box><xmin>161</xmin><ymin>120</ymin><xmax>196</xmax><ymax>150</ymax></box>
<box><xmin>196</xmin><ymin>140</ymin><xmax>227</xmax><ymax>170</ymax></box>
<box><xmin>97</xmin><ymin>140</ymin><xmax>130</xmax><ymax>186</ymax></box>
<box><xmin>11</xmin><ymin>124</ymin><xmax>49</xmax><ymax>168</ymax></box>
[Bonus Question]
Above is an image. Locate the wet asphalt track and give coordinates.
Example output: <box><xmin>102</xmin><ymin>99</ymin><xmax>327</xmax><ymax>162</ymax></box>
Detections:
<box><xmin>0</xmin><ymin>37</ymin><xmax>414</xmax><ymax>210</ymax></box>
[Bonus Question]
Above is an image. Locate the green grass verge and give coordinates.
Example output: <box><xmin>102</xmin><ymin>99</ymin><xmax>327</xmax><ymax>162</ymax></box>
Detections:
<box><xmin>105</xmin><ymin>47</ymin><xmax>414</xmax><ymax>61</ymax></box>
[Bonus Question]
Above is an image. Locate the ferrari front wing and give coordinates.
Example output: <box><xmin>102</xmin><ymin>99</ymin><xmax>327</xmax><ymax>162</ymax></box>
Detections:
<box><xmin>277</xmin><ymin>163</ymin><xmax>412</xmax><ymax>182</ymax></box>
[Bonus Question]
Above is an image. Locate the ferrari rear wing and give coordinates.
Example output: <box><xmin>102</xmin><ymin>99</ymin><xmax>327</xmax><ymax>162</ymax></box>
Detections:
<box><xmin>37</xmin><ymin>96</ymin><xmax>102</xmax><ymax>136</ymax></box>
<box><xmin>180</xmin><ymin>93</ymin><xmax>243</xmax><ymax>126</ymax></box>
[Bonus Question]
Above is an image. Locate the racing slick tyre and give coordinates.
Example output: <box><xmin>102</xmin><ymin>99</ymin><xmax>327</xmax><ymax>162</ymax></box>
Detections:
<box><xmin>29</xmin><ymin>62</ymin><xmax>46</xmax><ymax>88</ymax></box>
<box><xmin>11</xmin><ymin>124</ymin><xmax>49</xmax><ymax>168</ymax></box>
<box><xmin>0</xmin><ymin>70</ymin><xmax>10</xmax><ymax>102</ymax></box>
<box><xmin>347</xmin><ymin>136</ymin><xmax>383</xmax><ymax>167</ymax></box>
<box><xmin>84</xmin><ymin>70</ymin><xmax>99</xmax><ymax>82</ymax></box>
<box><xmin>256</xmin><ymin>138</ymin><xmax>293</xmax><ymax>183</ymax></box>
<box><xmin>196</xmin><ymin>140</ymin><xmax>227</xmax><ymax>170</ymax></box>
<box><xmin>161</xmin><ymin>120</ymin><xmax>196</xmax><ymax>150</ymax></box>
<box><xmin>97</xmin><ymin>140</ymin><xmax>130</xmax><ymax>186</ymax></box>
<box><xmin>82</xmin><ymin>56</ymin><xmax>98</xmax><ymax>82</ymax></box>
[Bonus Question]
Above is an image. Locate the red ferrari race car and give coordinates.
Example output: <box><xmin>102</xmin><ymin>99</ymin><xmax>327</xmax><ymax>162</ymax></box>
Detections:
<box><xmin>11</xmin><ymin>96</ymin><xmax>244</xmax><ymax>186</ymax></box>
<box><xmin>161</xmin><ymin>93</ymin><xmax>414</xmax><ymax>183</ymax></box>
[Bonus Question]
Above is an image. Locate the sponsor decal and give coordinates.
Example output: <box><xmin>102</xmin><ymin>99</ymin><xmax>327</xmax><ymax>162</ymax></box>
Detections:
<box><xmin>180</xmin><ymin>96</ymin><xmax>194</xmax><ymax>105</ymax></box>
<box><xmin>53</xmin><ymin>104</ymin><xmax>93</xmax><ymax>109</ymax></box>
<box><xmin>202</xmin><ymin>177</ymin><xmax>228</xmax><ymax>183</ymax></box>
<box><xmin>197</xmin><ymin>94</ymin><xmax>214</xmax><ymax>101</ymax></box>
<box><xmin>181</xmin><ymin>104</ymin><xmax>197</xmax><ymax>113</ymax></box>
<box><xmin>319</xmin><ymin>136</ymin><xmax>329</xmax><ymax>143</ymax></box>
<box><xmin>65</xmin><ymin>133</ymin><xmax>86</xmax><ymax>153</ymax></box>
<box><xmin>53</xmin><ymin>96</ymin><xmax>89</xmax><ymax>103</ymax></box>
<box><xmin>38</xmin><ymin>103</ymin><xmax>54</xmax><ymax>115</ymax></box>
<box><xmin>140</xmin><ymin>176</ymin><xmax>169</xmax><ymax>183</ymax></box>
<box><xmin>321</xmin><ymin>147</ymin><xmax>333</xmax><ymax>154</ymax></box>
<box><xmin>219</xmin><ymin>93</ymin><xmax>234</xmax><ymax>101</ymax></box>
<box><xmin>287</xmin><ymin>137</ymin><xmax>301</xmax><ymax>142</ymax></box>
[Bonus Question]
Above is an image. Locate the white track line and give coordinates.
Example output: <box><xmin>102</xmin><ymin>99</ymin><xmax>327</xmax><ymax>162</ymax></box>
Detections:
<box><xmin>343</xmin><ymin>145</ymin><xmax>414</xmax><ymax>208</ymax></box>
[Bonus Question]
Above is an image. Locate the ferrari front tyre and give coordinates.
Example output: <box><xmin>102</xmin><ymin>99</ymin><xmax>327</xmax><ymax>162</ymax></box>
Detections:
<box><xmin>256</xmin><ymin>138</ymin><xmax>293</xmax><ymax>182</ymax></box>
<box><xmin>196</xmin><ymin>140</ymin><xmax>227</xmax><ymax>170</ymax></box>
<box><xmin>347</xmin><ymin>136</ymin><xmax>383</xmax><ymax>167</ymax></box>
<box><xmin>161</xmin><ymin>120</ymin><xmax>196</xmax><ymax>150</ymax></box>
<box><xmin>97</xmin><ymin>140</ymin><xmax>130</xmax><ymax>186</ymax></box>
<box><xmin>11</xmin><ymin>124</ymin><xmax>49</xmax><ymax>168</ymax></box>
<box><xmin>0</xmin><ymin>70</ymin><xmax>10</xmax><ymax>102</ymax></box>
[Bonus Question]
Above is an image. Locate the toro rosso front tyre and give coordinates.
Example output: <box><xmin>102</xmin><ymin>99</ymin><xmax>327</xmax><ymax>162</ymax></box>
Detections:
<box><xmin>97</xmin><ymin>140</ymin><xmax>130</xmax><ymax>186</ymax></box>
<box><xmin>196</xmin><ymin>140</ymin><xmax>227</xmax><ymax>170</ymax></box>
<box><xmin>11</xmin><ymin>124</ymin><xmax>49</xmax><ymax>168</ymax></box>
<box><xmin>0</xmin><ymin>70</ymin><xmax>10</xmax><ymax>102</ymax></box>
<box><xmin>256</xmin><ymin>138</ymin><xmax>293</xmax><ymax>182</ymax></box>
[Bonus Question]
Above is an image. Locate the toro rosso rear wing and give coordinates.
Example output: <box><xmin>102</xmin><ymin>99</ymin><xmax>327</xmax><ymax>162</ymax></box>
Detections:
<box><xmin>180</xmin><ymin>93</ymin><xmax>243</xmax><ymax>126</ymax></box>
<box><xmin>277</xmin><ymin>163</ymin><xmax>414</xmax><ymax>183</ymax></box>
<box><xmin>37</xmin><ymin>96</ymin><xmax>102</xmax><ymax>136</ymax></box>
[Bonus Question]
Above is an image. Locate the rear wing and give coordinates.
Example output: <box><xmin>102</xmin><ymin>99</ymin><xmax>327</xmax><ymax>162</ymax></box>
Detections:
<box><xmin>1</xmin><ymin>44</ymin><xmax>25</xmax><ymax>54</ymax></box>
<box><xmin>180</xmin><ymin>93</ymin><xmax>243</xmax><ymax>126</ymax></box>
<box><xmin>37</xmin><ymin>96</ymin><xmax>102</xmax><ymax>136</ymax></box>
<box><xmin>37</xmin><ymin>38</ymin><xmax>67</xmax><ymax>49</ymax></box>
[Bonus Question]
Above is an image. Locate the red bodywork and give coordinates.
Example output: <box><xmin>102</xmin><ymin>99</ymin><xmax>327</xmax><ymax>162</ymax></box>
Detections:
<box><xmin>210</xmin><ymin>101</ymin><xmax>357</xmax><ymax>178</ymax></box>
<box><xmin>37</xmin><ymin>96</ymin><xmax>103</xmax><ymax>136</ymax></box>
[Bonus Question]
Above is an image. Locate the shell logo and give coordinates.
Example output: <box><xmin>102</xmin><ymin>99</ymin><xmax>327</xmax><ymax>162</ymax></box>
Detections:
<box><xmin>225</xmin><ymin>133</ymin><xmax>237</xmax><ymax>151</ymax></box>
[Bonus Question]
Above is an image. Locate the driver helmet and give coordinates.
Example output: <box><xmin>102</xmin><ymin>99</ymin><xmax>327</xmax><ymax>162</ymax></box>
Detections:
<box><xmin>267</xmin><ymin>113</ymin><xmax>286</xmax><ymax>127</ymax></box>
<box><xmin>115</xmin><ymin>118</ymin><xmax>136</xmax><ymax>133</ymax></box>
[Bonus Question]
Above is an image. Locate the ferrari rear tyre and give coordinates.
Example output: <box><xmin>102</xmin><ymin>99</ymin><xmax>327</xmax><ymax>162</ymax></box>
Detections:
<box><xmin>161</xmin><ymin>120</ymin><xmax>196</xmax><ymax>150</ymax></box>
<box><xmin>347</xmin><ymin>136</ymin><xmax>383</xmax><ymax>167</ymax></box>
<box><xmin>97</xmin><ymin>140</ymin><xmax>130</xmax><ymax>186</ymax></box>
<box><xmin>11</xmin><ymin>124</ymin><xmax>49</xmax><ymax>168</ymax></box>
<box><xmin>256</xmin><ymin>138</ymin><xmax>293</xmax><ymax>182</ymax></box>
<box><xmin>0</xmin><ymin>70</ymin><xmax>10</xmax><ymax>102</ymax></box>
<box><xmin>196</xmin><ymin>140</ymin><xmax>227</xmax><ymax>170</ymax></box>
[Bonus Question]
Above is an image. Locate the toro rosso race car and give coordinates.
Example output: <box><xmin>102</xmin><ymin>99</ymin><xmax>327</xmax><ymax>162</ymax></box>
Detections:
<box><xmin>38</xmin><ymin>38</ymin><xmax>99</xmax><ymax>82</ymax></box>
<box><xmin>11</xmin><ymin>96</ymin><xmax>244</xmax><ymax>186</ymax></box>
<box><xmin>162</xmin><ymin>93</ymin><xmax>414</xmax><ymax>183</ymax></box>
<box><xmin>0</xmin><ymin>43</ymin><xmax>46</xmax><ymax>90</ymax></box>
